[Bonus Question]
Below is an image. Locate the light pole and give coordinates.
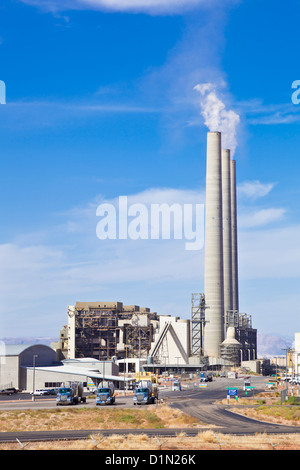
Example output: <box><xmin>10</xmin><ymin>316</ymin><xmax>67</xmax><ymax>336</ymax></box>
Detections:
<box><xmin>32</xmin><ymin>354</ymin><xmax>38</xmax><ymax>401</ymax></box>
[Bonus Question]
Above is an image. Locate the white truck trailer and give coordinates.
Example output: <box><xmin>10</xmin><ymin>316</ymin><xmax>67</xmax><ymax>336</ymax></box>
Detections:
<box><xmin>56</xmin><ymin>382</ymin><xmax>86</xmax><ymax>406</ymax></box>
<box><xmin>96</xmin><ymin>382</ymin><xmax>115</xmax><ymax>406</ymax></box>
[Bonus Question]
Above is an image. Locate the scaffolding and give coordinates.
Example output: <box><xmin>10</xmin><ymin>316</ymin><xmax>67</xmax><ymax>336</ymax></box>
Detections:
<box><xmin>74</xmin><ymin>306</ymin><xmax>120</xmax><ymax>360</ymax></box>
<box><xmin>191</xmin><ymin>293</ymin><xmax>207</xmax><ymax>357</ymax></box>
<box><xmin>71</xmin><ymin>303</ymin><xmax>157</xmax><ymax>361</ymax></box>
<box><xmin>225</xmin><ymin>309</ymin><xmax>239</xmax><ymax>329</ymax></box>
<box><xmin>125</xmin><ymin>324</ymin><xmax>153</xmax><ymax>360</ymax></box>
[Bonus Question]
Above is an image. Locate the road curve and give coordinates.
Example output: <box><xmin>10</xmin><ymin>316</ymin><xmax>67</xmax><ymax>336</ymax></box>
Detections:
<box><xmin>0</xmin><ymin>377</ymin><xmax>300</xmax><ymax>442</ymax></box>
<box><xmin>168</xmin><ymin>378</ymin><xmax>300</xmax><ymax>435</ymax></box>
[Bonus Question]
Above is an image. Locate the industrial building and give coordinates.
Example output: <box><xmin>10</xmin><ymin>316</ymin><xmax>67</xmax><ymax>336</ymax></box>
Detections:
<box><xmin>0</xmin><ymin>344</ymin><xmax>129</xmax><ymax>391</ymax></box>
<box><xmin>64</xmin><ymin>302</ymin><xmax>160</xmax><ymax>363</ymax></box>
<box><xmin>0</xmin><ymin>131</ymin><xmax>258</xmax><ymax>391</ymax></box>
<box><xmin>53</xmin><ymin>131</ymin><xmax>257</xmax><ymax>369</ymax></box>
<box><xmin>54</xmin><ymin>303</ymin><xmax>193</xmax><ymax>371</ymax></box>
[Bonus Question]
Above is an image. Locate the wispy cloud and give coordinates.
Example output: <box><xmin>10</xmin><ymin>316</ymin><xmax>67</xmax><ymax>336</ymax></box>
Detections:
<box><xmin>6</xmin><ymin>100</ymin><xmax>160</xmax><ymax>113</ymax></box>
<box><xmin>239</xmin><ymin>224</ymin><xmax>300</xmax><ymax>279</ymax></box>
<box><xmin>0</xmin><ymin>171</ymin><xmax>295</xmax><ymax>340</ymax></box>
<box><xmin>0</xmin><ymin>99</ymin><xmax>162</xmax><ymax>131</ymax></box>
<box><xmin>20</xmin><ymin>0</ymin><xmax>213</xmax><ymax>14</ymax></box>
<box><xmin>237</xmin><ymin>180</ymin><xmax>285</xmax><ymax>228</ymax></box>
<box><xmin>238</xmin><ymin>99</ymin><xmax>300</xmax><ymax>126</ymax></box>
<box><xmin>239</xmin><ymin>208</ymin><xmax>286</xmax><ymax>229</ymax></box>
<box><xmin>237</xmin><ymin>180</ymin><xmax>275</xmax><ymax>200</ymax></box>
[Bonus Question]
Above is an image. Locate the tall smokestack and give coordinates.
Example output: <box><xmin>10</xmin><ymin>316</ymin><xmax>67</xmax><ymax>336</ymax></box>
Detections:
<box><xmin>222</xmin><ymin>149</ymin><xmax>233</xmax><ymax>327</ymax></box>
<box><xmin>204</xmin><ymin>131</ymin><xmax>224</xmax><ymax>358</ymax></box>
<box><xmin>230</xmin><ymin>159</ymin><xmax>239</xmax><ymax>312</ymax></box>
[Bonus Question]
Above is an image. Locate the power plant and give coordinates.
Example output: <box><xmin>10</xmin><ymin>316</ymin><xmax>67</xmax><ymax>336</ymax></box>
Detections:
<box><xmin>200</xmin><ymin>131</ymin><xmax>256</xmax><ymax>366</ymax></box>
<box><xmin>54</xmin><ymin>131</ymin><xmax>257</xmax><ymax>371</ymax></box>
<box><xmin>0</xmin><ymin>131</ymin><xmax>259</xmax><ymax>394</ymax></box>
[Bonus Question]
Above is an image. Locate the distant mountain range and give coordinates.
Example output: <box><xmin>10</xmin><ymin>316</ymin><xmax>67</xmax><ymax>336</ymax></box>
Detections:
<box><xmin>1</xmin><ymin>333</ymin><xmax>295</xmax><ymax>358</ymax></box>
<box><xmin>257</xmin><ymin>334</ymin><xmax>294</xmax><ymax>357</ymax></box>
<box><xmin>0</xmin><ymin>337</ymin><xmax>58</xmax><ymax>347</ymax></box>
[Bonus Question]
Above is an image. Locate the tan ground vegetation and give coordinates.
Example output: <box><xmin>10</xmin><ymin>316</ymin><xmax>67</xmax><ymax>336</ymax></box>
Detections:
<box><xmin>221</xmin><ymin>390</ymin><xmax>300</xmax><ymax>427</ymax></box>
<box><xmin>1</xmin><ymin>430</ymin><xmax>300</xmax><ymax>450</ymax></box>
<box><xmin>2</xmin><ymin>390</ymin><xmax>300</xmax><ymax>450</ymax></box>
<box><xmin>0</xmin><ymin>405</ymin><xmax>203</xmax><ymax>433</ymax></box>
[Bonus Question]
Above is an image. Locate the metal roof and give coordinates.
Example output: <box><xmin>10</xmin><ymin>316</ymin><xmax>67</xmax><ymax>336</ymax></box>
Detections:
<box><xmin>25</xmin><ymin>364</ymin><xmax>133</xmax><ymax>383</ymax></box>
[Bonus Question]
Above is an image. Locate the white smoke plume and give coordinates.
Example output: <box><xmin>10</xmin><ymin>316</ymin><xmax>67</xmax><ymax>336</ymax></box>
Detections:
<box><xmin>194</xmin><ymin>82</ymin><xmax>240</xmax><ymax>155</ymax></box>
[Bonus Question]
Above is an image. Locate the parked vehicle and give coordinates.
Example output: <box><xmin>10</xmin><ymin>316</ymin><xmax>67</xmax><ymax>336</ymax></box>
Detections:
<box><xmin>31</xmin><ymin>389</ymin><xmax>50</xmax><ymax>396</ymax></box>
<box><xmin>56</xmin><ymin>382</ymin><xmax>86</xmax><ymax>406</ymax></box>
<box><xmin>171</xmin><ymin>381</ymin><xmax>181</xmax><ymax>391</ymax></box>
<box><xmin>133</xmin><ymin>380</ymin><xmax>158</xmax><ymax>405</ymax></box>
<box><xmin>96</xmin><ymin>382</ymin><xmax>115</xmax><ymax>405</ymax></box>
<box><xmin>290</xmin><ymin>376</ymin><xmax>300</xmax><ymax>385</ymax></box>
<box><xmin>0</xmin><ymin>387</ymin><xmax>18</xmax><ymax>395</ymax></box>
<box><xmin>243</xmin><ymin>379</ymin><xmax>251</xmax><ymax>391</ymax></box>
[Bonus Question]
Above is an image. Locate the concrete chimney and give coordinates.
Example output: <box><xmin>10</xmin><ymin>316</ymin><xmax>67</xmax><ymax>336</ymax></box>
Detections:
<box><xmin>204</xmin><ymin>132</ymin><xmax>224</xmax><ymax>358</ymax></box>
<box><xmin>222</xmin><ymin>149</ymin><xmax>233</xmax><ymax>327</ymax></box>
<box><xmin>230</xmin><ymin>159</ymin><xmax>239</xmax><ymax>313</ymax></box>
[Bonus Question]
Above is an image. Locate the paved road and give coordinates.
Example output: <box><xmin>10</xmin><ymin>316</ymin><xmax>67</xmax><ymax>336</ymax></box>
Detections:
<box><xmin>0</xmin><ymin>376</ymin><xmax>300</xmax><ymax>442</ymax></box>
<box><xmin>168</xmin><ymin>376</ymin><xmax>300</xmax><ymax>435</ymax></box>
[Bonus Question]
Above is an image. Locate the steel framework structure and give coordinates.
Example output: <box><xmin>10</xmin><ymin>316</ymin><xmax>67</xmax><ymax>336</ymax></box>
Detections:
<box><xmin>191</xmin><ymin>293</ymin><xmax>207</xmax><ymax>357</ymax></box>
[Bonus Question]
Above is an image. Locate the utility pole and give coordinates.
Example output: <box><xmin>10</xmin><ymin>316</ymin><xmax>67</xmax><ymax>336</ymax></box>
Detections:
<box><xmin>32</xmin><ymin>354</ymin><xmax>38</xmax><ymax>401</ymax></box>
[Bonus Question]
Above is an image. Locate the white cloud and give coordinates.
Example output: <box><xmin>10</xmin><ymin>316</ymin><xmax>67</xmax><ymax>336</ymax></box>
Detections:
<box><xmin>237</xmin><ymin>180</ymin><xmax>285</xmax><ymax>228</ymax></box>
<box><xmin>237</xmin><ymin>180</ymin><xmax>275</xmax><ymax>200</ymax></box>
<box><xmin>20</xmin><ymin>0</ymin><xmax>212</xmax><ymax>14</ymax></box>
<box><xmin>239</xmin><ymin>225</ymin><xmax>300</xmax><ymax>280</ymax></box>
<box><xmin>238</xmin><ymin>208</ymin><xmax>286</xmax><ymax>229</ymax></box>
<box><xmin>0</xmin><ymin>188</ymin><xmax>204</xmax><ymax>302</ymax></box>
<box><xmin>238</xmin><ymin>99</ymin><xmax>300</xmax><ymax>126</ymax></box>
<box><xmin>0</xmin><ymin>186</ymin><xmax>295</xmax><ymax>337</ymax></box>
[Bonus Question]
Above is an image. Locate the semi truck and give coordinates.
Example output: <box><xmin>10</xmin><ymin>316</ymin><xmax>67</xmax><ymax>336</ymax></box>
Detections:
<box><xmin>96</xmin><ymin>382</ymin><xmax>115</xmax><ymax>406</ymax></box>
<box><xmin>133</xmin><ymin>380</ymin><xmax>158</xmax><ymax>405</ymax></box>
<box><xmin>56</xmin><ymin>382</ymin><xmax>86</xmax><ymax>406</ymax></box>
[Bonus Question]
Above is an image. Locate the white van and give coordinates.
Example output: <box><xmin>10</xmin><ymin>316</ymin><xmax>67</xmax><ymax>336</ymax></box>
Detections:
<box><xmin>243</xmin><ymin>379</ymin><xmax>251</xmax><ymax>391</ymax></box>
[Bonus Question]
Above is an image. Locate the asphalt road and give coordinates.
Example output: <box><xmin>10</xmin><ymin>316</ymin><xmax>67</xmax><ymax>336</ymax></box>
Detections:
<box><xmin>0</xmin><ymin>376</ymin><xmax>300</xmax><ymax>442</ymax></box>
<box><xmin>168</xmin><ymin>376</ymin><xmax>300</xmax><ymax>435</ymax></box>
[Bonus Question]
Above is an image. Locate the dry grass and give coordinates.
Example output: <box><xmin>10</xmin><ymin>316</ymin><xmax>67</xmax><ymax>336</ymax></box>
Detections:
<box><xmin>2</xmin><ymin>431</ymin><xmax>300</xmax><ymax>450</ymax></box>
<box><xmin>222</xmin><ymin>391</ymin><xmax>300</xmax><ymax>427</ymax></box>
<box><xmin>2</xmin><ymin>392</ymin><xmax>300</xmax><ymax>450</ymax></box>
<box><xmin>232</xmin><ymin>405</ymin><xmax>300</xmax><ymax>427</ymax></box>
<box><xmin>0</xmin><ymin>405</ymin><xmax>203</xmax><ymax>433</ymax></box>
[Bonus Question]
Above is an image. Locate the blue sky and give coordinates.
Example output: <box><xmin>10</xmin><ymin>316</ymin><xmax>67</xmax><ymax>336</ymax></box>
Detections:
<box><xmin>0</xmin><ymin>0</ymin><xmax>300</xmax><ymax>343</ymax></box>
